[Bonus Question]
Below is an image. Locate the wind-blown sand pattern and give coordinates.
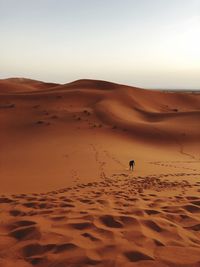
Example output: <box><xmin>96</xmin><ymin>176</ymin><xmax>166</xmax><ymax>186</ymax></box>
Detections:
<box><xmin>0</xmin><ymin>78</ymin><xmax>200</xmax><ymax>266</ymax></box>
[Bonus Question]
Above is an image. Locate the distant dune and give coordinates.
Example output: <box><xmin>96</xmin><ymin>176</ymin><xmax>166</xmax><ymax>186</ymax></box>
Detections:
<box><xmin>0</xmin><ymin>77</ymin><xmax>59</xmax><ymax>93</ymax></box>
<box><xmin>1</xmin><ymin>78</ymin><xmax>199</xmax><ymax>142</ymax></box>
<box><xmin>0</xmin><ymin>78</ymin><xmax>200</xmax><ymax>266</ymax></box>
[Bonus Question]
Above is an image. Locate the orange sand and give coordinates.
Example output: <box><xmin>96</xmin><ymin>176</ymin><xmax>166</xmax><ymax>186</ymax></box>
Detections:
<box><xmin>0</xmin><ymin>78</ymin><xmax>200</xmax><ymax>266</ymax></box>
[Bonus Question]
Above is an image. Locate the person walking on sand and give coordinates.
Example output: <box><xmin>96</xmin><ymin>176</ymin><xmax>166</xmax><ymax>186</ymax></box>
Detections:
<box><xmin>129</xmin><ymin>160</ymin><xmax>135</xmax><ymax>171</ymax></box>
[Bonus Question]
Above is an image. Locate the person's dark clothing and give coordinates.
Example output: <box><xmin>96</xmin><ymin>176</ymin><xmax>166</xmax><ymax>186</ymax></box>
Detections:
<box><xmin>129</xmin><ymin>160</ymin><xmax>135</xmax><ymax>171</ymax></box>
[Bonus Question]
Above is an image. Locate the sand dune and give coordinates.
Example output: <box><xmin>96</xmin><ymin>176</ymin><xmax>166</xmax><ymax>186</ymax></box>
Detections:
<box><xmin>0</xmin><ymin>78</ymin><xmax>200</xmax><ymax>266</ymax></box>
<box><xmin>0</xmin><ymin>78</ymin><xmax>59</xmax><ymax>93</ymax></box>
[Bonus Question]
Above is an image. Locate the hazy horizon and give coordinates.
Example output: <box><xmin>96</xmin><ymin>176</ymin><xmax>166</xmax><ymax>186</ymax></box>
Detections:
<box><xmin>1</xmin><ymin>0</ymin><xmax>200</xmax><ymax>90</ymax></box>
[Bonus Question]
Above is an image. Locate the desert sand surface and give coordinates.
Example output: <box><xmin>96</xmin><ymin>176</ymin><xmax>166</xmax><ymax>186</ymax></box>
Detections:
<box><xmin>0</xmin><ymin>78</ymin><xmax>200</xmax><ymax>266</ymax></box>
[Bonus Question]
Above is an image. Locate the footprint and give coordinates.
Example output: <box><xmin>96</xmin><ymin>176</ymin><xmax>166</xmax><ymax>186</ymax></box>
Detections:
<box><xmin>10</xmin><ymin>225</ymin><xmax>41</xmax><ymax>240</ymax></box>
<box><xmin>124</xmin><ymin>250</ymin><xmax>154</xmax><ymax>262</ymax></box>
<box><xmin>99</xmin><ymin>215</ymin><xmax>123</xmax><ymax>228</ymax></box>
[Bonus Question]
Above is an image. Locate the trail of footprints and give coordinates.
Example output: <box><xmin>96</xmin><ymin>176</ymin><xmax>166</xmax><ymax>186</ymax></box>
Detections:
<box><xmin>0</xmin><ymin>172</ymin><xmax>200</xmax><ymax>266</ymax></box>
<box><xmin>90</xmin><ymin>144</ymin><xmax>107</xmax><ymax>180</ymax></box>
<box><xmin>150</xmin><ymin>161</ymin><xmax>199</xmax><ymax>172</ymax></box>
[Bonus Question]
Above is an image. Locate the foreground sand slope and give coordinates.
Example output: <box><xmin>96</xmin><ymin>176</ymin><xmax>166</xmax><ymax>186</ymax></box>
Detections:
<box><xmin>0</xmin><ymin>168</ymin><xmax>200</xmax><ymax>267</ymax></box>
<box><xmin>0</xmin><ymin>78</ymin><xmax>200</xmax><ymax>266</ymax></box>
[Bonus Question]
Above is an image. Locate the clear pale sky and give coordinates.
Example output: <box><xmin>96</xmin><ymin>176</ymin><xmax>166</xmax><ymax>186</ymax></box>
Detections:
<box><xmin>0</xmin><ymin>0</ymin><xmax>200</xmax><ymax>89</ymax></box>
